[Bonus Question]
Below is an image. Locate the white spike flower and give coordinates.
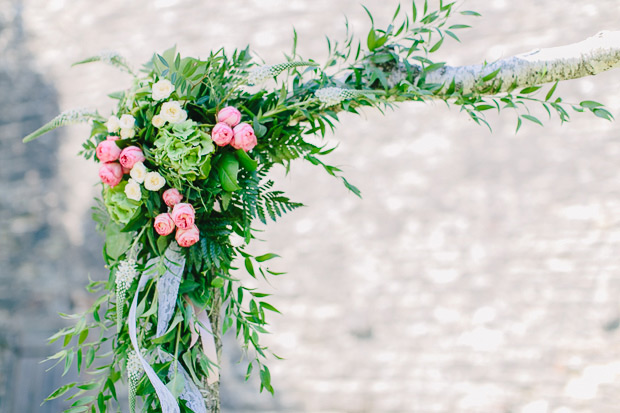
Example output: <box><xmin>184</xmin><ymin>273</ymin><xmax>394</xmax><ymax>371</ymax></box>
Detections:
<box><xmin>314</xmin><ymin>87</ymin><xmax>372</xmax><ymax>106</ymax></box>
<box><xmin>127</xmin><ymin>349</ymin><xmax>143</xmax><ymax>413</ymax></box>
<box><xmin>115</xmin><ymin>257</ymin><xmax>138</xmax><ymax>329</ymax></box>
<box><xmin>247</xmin><ymin>61</ymin><xmax>318</xmax><ymax>86</ymax></box>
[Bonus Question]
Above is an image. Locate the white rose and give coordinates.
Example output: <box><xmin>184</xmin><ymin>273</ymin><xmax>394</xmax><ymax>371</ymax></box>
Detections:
<box><xmin>120</xmin><ymin>128</ymin><xmax>136</xmax><ymax>139</ymax></box>
<box><xmin>130</xmin><ymin>161</ymin><xmax>147</xmax><ymax>183</ymax></box>
<box><xmin>106</xmin><ymin>115</ymin><xmax>120</xmax><ymax>133</ymax></box>
<box><xmin>119</xmin><ymin>114</ymin><xmax>136</xmax><ymax>129</ymax></box>
<box><xmin>144</xmin><ymin>171</ymin><xmax>166</xmax><ymax>191</ymax></box>
<box><xmin>160</xmin><ymin>101</ymin><xmax>188</xmax><ymax>124</ymax></box>
<box><xmin>124</xmin><ymin>179</ymin><xmax>142</xmax><ymax>201</ymax></box>
<box><xmin>152</xmin><ymin>114</ymin><xmax>165</xmax><ymax>128</ymax></box>
<box><xmin>152</xmin><ymin>79</ymin><xmax>175</xmax><ymax>101</ymax></box>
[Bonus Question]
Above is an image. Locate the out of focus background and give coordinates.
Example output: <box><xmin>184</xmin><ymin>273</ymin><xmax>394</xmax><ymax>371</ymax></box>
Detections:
<box><xmin>2</xmin><ymin>0</ymin><xmax>620</xmax><ymax>412</ymax></box>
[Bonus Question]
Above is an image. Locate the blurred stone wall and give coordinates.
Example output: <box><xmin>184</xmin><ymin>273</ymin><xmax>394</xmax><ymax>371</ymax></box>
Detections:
<box><xmin>2</xmin><ymin>0</ymin><xmax>620</xmax><ymax>412</ymax></box>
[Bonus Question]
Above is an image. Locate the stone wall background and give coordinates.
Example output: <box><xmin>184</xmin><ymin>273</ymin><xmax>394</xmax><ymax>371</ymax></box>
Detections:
<box><xmin>1</xmin><ymin>0</ymin><xmax>620</xmax><ymax>412</ymax></box>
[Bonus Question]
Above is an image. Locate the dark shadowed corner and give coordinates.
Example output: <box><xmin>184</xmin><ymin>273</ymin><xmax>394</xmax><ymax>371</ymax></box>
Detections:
<box><xmin>0</xmin><ymin>0</ymin><xmax>104</xmax><ymax>411</ymax></box>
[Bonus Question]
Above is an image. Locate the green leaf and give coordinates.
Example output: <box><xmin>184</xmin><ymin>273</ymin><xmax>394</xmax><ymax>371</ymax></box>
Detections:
<box><xmin>460</xmin><ymin>10</ymin><xmax>481</xmax><ymax>16</ymax></box>
<box><xmin>105</xmin><ymin>222</ymin><xmax>133</xmax><ymax>260</ymax></box>
<box><xmin>255</xmin><ymin>253</ymin><xmax>280</xmax><ymax>262</ymax></box>
<box><xmin>217</xmin><ymin>153</ymin><xmax>241</xmax><ymax>192</ymax></box>
<box><xmin>78</xmin><ymin>329</ymin><xmax>89</xmax><ymax>345</ymax></box>
<box><xmin>580</xmin><ymin>100</ymin><xmax>604</xmax><ymax>109</ymax></box>
<box><xmin>519</xmin><ymin>86</ymin><xmax>541</xmax><ymax>94</ymax></box>
<box><xmin>428</xmin><ymin>37</ymin><xmax>444</xmax><ymax>53</ymax></box>
<box><xmin>211</xmin><ymin>277</ymin><xmax>225</xmax><ymax>288</ymax></box>
<box><xmin>522</xmin><ymin>114</ymin><xmax>543</xmax><ymax>126</ymax></box>
<box><xmin>244</xmin><ymin>257</ymin><xmax>255</xmax><ymax>277</ymax></box>
<box><xmin>44</xmin><ymin>383</ymin><xmax>75</xmax><ymax>401</ymax></box>
<box><xmin>260</xmin><ymin>302</ymin><xmax>281</xmax><ymax>314</ymax></box>
<box><xmin>367</xmin><ymin>28</ymin><xmax>378</xmax><ymax>51</ymax></box>
<box><xmin>236</xmin><ymin>149</ymin><xmax>258</xmax><ymax>172</ymax></box>
<box><xmin>592</xmin><ymin>107</ymin><xmax>614</xmax><ymax>121</ymax></box>
<box><xmin>545</xmin><ymin>81</ymin><xmax>558</xmax><ymax>101</ymax></box>
<box><xmin>481</xmin><ymin>68</ymin><xmax>501</xmax><ymax>82</ymax></box>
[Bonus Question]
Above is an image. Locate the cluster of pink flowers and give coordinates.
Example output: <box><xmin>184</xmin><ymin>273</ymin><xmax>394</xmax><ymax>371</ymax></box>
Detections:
<box><xmin>97</xmin><ymin>137</ymin><xmax>146</xmax><ymax>187</ymax></box>
<box><xmin>211</xmin><ymin>106</ymin><xmax>257</xmax><ymax>152</ymax></box>
<box><xmin>153</xmin><ymin>188</ymin><xmax>200</xmax><ymax>247</ymax></box>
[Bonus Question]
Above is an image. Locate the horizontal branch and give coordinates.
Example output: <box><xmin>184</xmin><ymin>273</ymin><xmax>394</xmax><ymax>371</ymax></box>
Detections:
<box><xmin>421</xmin><ymin>31</ymin><xmax>620</xmax><ymax>95</ymax></box>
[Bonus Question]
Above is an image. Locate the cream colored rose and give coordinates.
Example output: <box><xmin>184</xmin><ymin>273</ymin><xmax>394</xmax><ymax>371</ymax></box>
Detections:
<box><xmin>119</xmin><ymin>114</ymin><xmax>136</xmax><ymax>129</ymax></box>
<box><xmin>152</xmin><ymin>79</ymin><xmax>175</xmax><ymax>101</ymax></box>
<box><xmin>152</xmin><ymin>114</ymin><xmax>165</xmax><ymax>128</ymax></box>
<box><xmin>144</xmin><ymin>171</ymin><xmax>166</xmax><ymax>191</ymax></box>
<box><xmin>160</xmin><ymin>101</ymin><xmax>187</xmax><ymax>124</ymax></box>
<box><xmin>129</xmin><ymin>161</ymin><xmax>147</xmax><ymax>183</ymax></box>
<box><xmin>120</xmin><ymin>128</ymin><xmax>136</xmax><ymax>139</ymax></box>
<box><xmin>124</xmin><ymin>178</ymin><xmax>142</xmax><ymax>201</ymax></box>
<box><xmin>106</xmin><ymin>115</ymin><xmax>120</xmax><ymax>133</ymax></box>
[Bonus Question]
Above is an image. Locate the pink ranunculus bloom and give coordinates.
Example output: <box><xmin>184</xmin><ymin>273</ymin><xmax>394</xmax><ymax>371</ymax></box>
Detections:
<box><xmin>176</xmin><ymin>224</ymin><xmax>200</xmax><ymax>247</ymax></box>
<box><xmin>217</xmin><ymin>106</ymin><xmax>241</xmax><ymax>127</ymax></box>
<box><xmin>107</xmin><ymin>135</ymin><xmax>120</xmax><ymax>141</ymax></box>
<box><xmin>96</xmin><ymin>140</ymin><xmax>122</xmax><ymax>163</ymax></box>
<box><xmin>98</xmin><ymin>162</ymin><xmax>123</xmax><ymax>187</ymax></box>
<box><xmin>231</xmin><ymin>122</ymin><xmax>257</xmax><ymax>152</ymax></box>
<box><xmin>171</xmin><ymin>203</ymin><xmax>195</xmax><ymax>230</ymax></box>
<box><xmin>154</xmin><ymin>213</ymin><xmax>176</xmax><ymax>236</ymax></box>
<box><xmin>119</xmin><ymin>146</ymin><xmax>146</xmax><ymax>169</ymax></box>
<box><xmin>162</xmin><ymin>188</ymin><xmax>183</xmax><ymax>206</ymax></box>
<box><xmin>211</xmin><ymin>122</ymin><xmax>234</xmax><ymax>146</ymax></box>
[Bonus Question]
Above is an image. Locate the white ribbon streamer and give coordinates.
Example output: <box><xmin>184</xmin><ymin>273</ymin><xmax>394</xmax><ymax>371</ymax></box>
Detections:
<box><xmin>189</xmin><ymin>302</ymin><xmax>219</xmax><ymax>385</ymax></box>
<box><xmin>158</xmin><ymin>349</ymin><xmax>207</xmax><ymax>413</ymax></box>
<box><xmin>128</xmin><ymin>252</ymin><xmax>180</xmax><ymax>413</ymax></box>
<box><xmin>156</xmin><ymin>242</ymin><xmax>186</xmax><ymax>337</ymax></box>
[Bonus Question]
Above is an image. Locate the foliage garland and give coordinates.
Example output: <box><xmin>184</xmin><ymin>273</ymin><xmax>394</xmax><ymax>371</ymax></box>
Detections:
<box><xmin>23</xmin><ymin>2</ymin><xmax>612</xmax><ymax>412</ymax></box>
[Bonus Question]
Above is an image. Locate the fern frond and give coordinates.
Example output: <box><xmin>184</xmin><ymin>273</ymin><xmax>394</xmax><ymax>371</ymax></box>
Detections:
<box><xmin>23</xmin><ymin>108</ymin><xmax>101</xmax><ymax>142</ymax></box>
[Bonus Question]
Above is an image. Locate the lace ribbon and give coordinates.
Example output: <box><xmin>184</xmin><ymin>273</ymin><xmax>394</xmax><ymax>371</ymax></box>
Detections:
<box><xmin>128</xmin><ymin>255</ymin><xmax>180</xmax><ymax>413</ymax></box>
<box><xmin>158</xmin><ymin>349</ymin><xmax>207</xmax><ymax>413</ymax></box>
<box><xmin>156</xmin><ymin>242</ymin><xmax>186</xmax><ymax>337</ymax></box>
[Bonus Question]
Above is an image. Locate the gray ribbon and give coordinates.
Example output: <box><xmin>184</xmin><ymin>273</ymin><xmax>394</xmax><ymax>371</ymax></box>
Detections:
<box><xmin>128</xmin><ymin>250</ymin><xmax>180</xmax><ymax>413</ymax></box>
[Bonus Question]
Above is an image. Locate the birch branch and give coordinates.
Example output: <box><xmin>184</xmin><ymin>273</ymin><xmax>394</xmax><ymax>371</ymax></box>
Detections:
<box><xmin>418</xmin><ymin>31</ymin><xmax>620</xmax><ymax>95</ymax></box>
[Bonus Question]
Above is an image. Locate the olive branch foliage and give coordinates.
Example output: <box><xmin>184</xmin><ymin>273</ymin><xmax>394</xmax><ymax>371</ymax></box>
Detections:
<box><xmin>34</xmin><ymin>1</ymin><xmax>612</xmax><ymax>412</ymax></box>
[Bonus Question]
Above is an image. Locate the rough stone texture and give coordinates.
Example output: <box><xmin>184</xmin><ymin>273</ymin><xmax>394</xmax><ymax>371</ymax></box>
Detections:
<box><xmin>2</xmin><ymin>0</ymin><xmax>620</xmax><ymax>412</ymax></box>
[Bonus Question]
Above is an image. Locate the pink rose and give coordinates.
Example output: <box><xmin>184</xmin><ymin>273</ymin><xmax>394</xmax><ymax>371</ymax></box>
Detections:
<box><xmin>162</xmin><ymin>188</ymin><xmax>183</xmax><ymax>206</ymax></box>
<box><xmin>176</xmin><ymin>225</ymin><xmax>200</xmax><ymax>247</ymax></box>
<box><xmin>107</xmin><ymin>135</ymin><xmax>120</xmax><ymax>141</ymax></box>
<box><xmin>154</xmin><ymin>213</ymin><xmax>175</xmax><ymax>236</ymax></box>
<box><xmin>96</xmin><ymin>140</ymin><xmax>122</xmax><ymax>163</ymax></box>
<box><xmin>231</xmin><ymin>123</ymin><xmax>257</xmax><ymax>152</ymax></box>
<box><xmin>171</xmin><ymin>203</ymin><xmax>195</xmax><ymax>230</ymax></box>
<box><xmin>119</xmin><ymin>146</ymin><xmax>146</xmax><ymax>169</ymax></box>
<box><xmin>98</xmin><ymin>162</ymin><xmax>123</xmax><ymax>187</ymax></box>
<box><xmin>217</xmin><ymin>106</ymin><xmax>241</xmax><ymax>127</ymax></box>
<box><xmin>211</xmin><ymin>122</ymin><xmax>234</xmax><ymax>147</ymax></box>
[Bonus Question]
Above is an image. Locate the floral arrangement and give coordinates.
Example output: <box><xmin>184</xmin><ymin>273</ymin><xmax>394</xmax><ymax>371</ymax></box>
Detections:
<box><xmin>23</xmin><ymin>2</ymin><xmax>611</xmax><ymax>412</ymax></box>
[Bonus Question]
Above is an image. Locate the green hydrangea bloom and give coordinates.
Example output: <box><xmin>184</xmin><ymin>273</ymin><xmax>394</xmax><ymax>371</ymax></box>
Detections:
<box><xmin>153</xmin><ymin>120</ymin><xmax>214</xmax><ymax>182</ymax></box>
<box><xmin>104</xmin><ymin>181</ymin><xmax>141</xmax><ymax>224</ymax></box>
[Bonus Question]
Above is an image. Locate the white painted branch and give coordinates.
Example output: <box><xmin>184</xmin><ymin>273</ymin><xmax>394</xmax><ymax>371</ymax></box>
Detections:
<box><xmin>423</xmin><ymin>31</ymin><xmax>620</xmax><ymax>95</ymax></box>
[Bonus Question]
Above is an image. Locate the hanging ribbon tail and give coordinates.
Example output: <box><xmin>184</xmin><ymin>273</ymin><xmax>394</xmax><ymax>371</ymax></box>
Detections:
<box><xmin>191</xmin><ymin>303</ymin><xmax>220</xmax><ymax>385</ymax></box>
<box><xmin>158</xmin><ymin>349</ymin><xmax>208</xmax><ymax>413</ymax></box>
<box><xmin>128</xmin><ymin>257</ymin><xmax>180</xmax><ymax>413</ymax></box>
<box><xmin>156</xmin><ymin>242</ymin><xmax>186</xmax><ymax>337</ymax></box>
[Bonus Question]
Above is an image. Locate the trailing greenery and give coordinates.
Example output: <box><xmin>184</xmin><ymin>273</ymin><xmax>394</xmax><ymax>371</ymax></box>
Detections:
<box><xmin>24</xmin><ymin>1</ymin><xmax>613</xmax><ymax>412</ymax></box>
